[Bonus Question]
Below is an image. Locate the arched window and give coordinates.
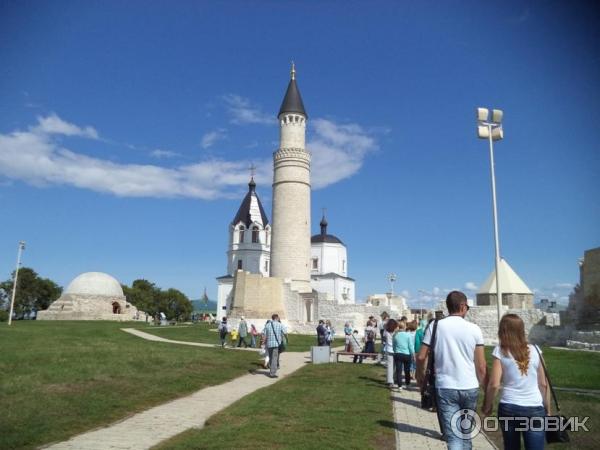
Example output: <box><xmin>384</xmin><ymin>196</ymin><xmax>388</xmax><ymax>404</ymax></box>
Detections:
<box><xmin>238</xmin><ymin>226</ymin><xmax>245</xmax><ymax>243</ymax></box>
<box><xmin>252</xmin><ymin>226</ymin><xmax>259</xmax><ymax>243</ymax></box>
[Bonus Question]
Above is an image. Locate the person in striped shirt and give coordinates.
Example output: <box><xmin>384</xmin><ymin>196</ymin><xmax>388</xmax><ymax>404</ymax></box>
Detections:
<box><xmin>262</xmin><ymin>314</ymin><xmax>287</xmax><ymax>378</ymax></box>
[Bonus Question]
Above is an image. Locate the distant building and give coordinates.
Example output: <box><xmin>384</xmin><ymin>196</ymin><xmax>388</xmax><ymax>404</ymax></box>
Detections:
<box><xmin>568</xmin><ymin>247</ymin><xmax>600</xmax><ymax>329</ymax></box>
<box><xmin>366</xmin><ymin>294</ymin><xmax>409</xmax><ymax>314</ymax></box>
<box><xmin>538</xmin><ymin>298</ymin><xmax>559</xmax><ymax>313</ymax></box>
<box><xmin>310</xmin><ymin>215</ymin><xmax>355</xmax><ymax>304</ymax></box>
<box><xmin>37</xmin><ymin>272</ymin><xmax>144</xmax><ymax>321</ymax></box>
<box><xmin>476</xmin><ymin>258</ymin><xmax>534</xmax><ymax>309</ymax></box>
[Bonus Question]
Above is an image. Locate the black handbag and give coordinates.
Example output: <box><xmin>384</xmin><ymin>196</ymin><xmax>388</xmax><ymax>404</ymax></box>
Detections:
<box><xmin>421</xmin><ymin>319</ymin><xmax>439</xmax><ymax>410</ymax></box>
<box><xmin>533</xmin><ymin>345</ymin><xmax>570</xmax><ymax>444</ymax></box>
<box><xmin>271</xmin><ymin>322</ymin><xmax>286</xmax><ymax>353</ymax></box>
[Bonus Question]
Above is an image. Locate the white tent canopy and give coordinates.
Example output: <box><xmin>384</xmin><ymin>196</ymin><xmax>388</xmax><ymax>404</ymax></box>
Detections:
<box><xmin>478</xmin><ymin>258</ymin><xmax>532</xmax><ymax>295</ymax></box>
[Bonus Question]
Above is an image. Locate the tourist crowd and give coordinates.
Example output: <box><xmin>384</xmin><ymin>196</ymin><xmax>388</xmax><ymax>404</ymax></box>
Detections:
<box><xmin>215</xmin><ymin>290</ymin><xmax>555</xmax><ymax>450</ymax></box>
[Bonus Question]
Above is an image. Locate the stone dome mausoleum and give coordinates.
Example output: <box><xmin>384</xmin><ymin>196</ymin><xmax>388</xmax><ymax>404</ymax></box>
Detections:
<box><xmin>65</xmin><ymin>272</ymin><xmax>125</xmax><ymax>297</ymax></box>
<box><xmin>37</xmin><ymin>271</ymin><xmax>145</xmax><ymax>321</ymax></box>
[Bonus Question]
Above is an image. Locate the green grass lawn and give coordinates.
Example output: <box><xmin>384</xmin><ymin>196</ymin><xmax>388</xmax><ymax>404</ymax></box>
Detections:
<box><xmin>481</xmin><ymin>346</ymin><xmax>600</xmax><ymax>449</ymax></box>
<box><xmin>143</xmin><ymin>323</ymin><xmax>346</xmax><ymax>352</ymax></box>
<box><xmin>0</xmin><ymin>321</ymin><xmax>260</xmax><ymax>450</ymax></box>
<box><xmin>6</xmin><ymin>320</ymin><xmax>596</xmax><ymax>450</ymax></box>
<box><xmin>155</xmin><ymin>363</ymin><xmax>396</xmax><ymax>450</ymax></box>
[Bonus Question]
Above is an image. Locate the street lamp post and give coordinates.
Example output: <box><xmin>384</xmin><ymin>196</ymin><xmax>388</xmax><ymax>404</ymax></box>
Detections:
<box><xmin>8</xmin><ymin>241</ymin><xmax>26</xmax><ymax>326</ymax></box>
<box><xmin>477</xmin><ymin>107</ymin><xmax>504</xmax><ymax>324</ymax></box>
<box><xmin>387</xmin><ymin>273</ymin><xmax>397</xmax><ymax>297</ymax></box>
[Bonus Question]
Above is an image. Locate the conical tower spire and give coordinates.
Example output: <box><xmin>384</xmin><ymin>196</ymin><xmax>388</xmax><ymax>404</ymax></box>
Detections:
<box><xmin>278</xmin><ymin>62</ymin><xmax>307</xmax><ymax>117</ymax></box>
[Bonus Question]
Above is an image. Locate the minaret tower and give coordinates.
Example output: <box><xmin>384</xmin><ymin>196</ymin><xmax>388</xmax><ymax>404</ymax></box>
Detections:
<box><xmin>270</xmin><ymin>63</ymin><xmax>312</xmax><ymax>293</ymax></box>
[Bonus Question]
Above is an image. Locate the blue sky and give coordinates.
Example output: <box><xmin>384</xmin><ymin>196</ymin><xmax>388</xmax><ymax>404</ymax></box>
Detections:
<box><xmin>1</xmin><ymin>1</ymin><xmax>598</xmax><ymax>308</ymax></box>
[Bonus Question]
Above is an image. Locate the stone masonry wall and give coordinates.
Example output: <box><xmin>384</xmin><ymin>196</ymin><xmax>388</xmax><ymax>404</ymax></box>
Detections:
<box><xmin>435</xmin><ymin>304</ymin><xmax>568</xmax><ymax>346</ymax></box>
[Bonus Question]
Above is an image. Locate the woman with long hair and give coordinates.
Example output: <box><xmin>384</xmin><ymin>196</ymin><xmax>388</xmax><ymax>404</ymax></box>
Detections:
<box><xmin>383</xmin><ymin>318</ymin><xmax>398</xmax><ymax>388</ymax></box>
<box><xmin>482</xmin><ymin>314</ymin><xmax>549</xmax><ymax>450</ymax></box>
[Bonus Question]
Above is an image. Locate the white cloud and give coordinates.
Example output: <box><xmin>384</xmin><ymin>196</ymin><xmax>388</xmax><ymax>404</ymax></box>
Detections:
<box><xmin>34</xmin><ymin>113</ymin><xmax>99</xmax><ymax>139</ymax></box>
<box><xmin>0</xmin><ymin>114</ymin><xmax>270</xmax><ymax>200</ymax></box>
<box><xmin>222</xmin><ymin>94</ymin><xmax>274</xmax><ymax>125</ymax></box>
<box><xmin>0</xmin><ymin>112</ymin><xmax>381</xmax><ymax>199</ymax></box>
<box><xmin>309</xmin><ymin>118</ymin><xmax>378</xmax><ymax>189</ymax></box>
<box><xmin>220</xmin><ymin>95</ymin><xmax>380</xmax><ymax>188</ymax></box>
<box><xmin>432</xmin><ymin>287</ymin><xmax>442</xmax><ymax>296</ymax></box>
<box><xmin>201</xmin><ymin>129</ymin><xmax>227</xmax><ymax>149</ymax></box>
<box><xmin>464</xmin><ymin>281</ymin><xmax>478</xmax><ymax>291</ymax></box>
<box><xmin>554</xmin><ymin>283</ymin><xmax>574</xmax><ymax>289</ymax></box>
<box><xmin>400</xmin><ymin>289</ymin><xmax>410</xmax><ymax>298</ymax></box>
<box><xmin>150</xmin><ymin>149</ymin><xmax>180</xmax><ymax>159</ymax></box>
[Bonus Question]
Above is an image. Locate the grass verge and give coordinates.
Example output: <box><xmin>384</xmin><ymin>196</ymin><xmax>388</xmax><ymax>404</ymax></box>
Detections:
<box><xmin>155</xmin><ymin>363</ymin><xmax>395</xmax><ymax>450</ymax></box>
<box><xmin>0</xmin><ymin>321</ymin><xmax>259</xmax><ymax>449</ymax></box>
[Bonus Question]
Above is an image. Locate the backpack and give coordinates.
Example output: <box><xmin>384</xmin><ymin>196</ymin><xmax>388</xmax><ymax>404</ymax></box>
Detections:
<box><xmin>366</xmin><ymin>329</ymin><xmax>375</xmax><ymax>342</ymax></box>
<box><xmin>219</xmin><ymin>322</ymin><xmax>228</xmax><ymax>337</ymax></box>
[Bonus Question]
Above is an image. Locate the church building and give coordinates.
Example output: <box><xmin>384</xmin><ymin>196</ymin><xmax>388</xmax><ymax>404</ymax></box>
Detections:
<box><xmin>310</xmin><ymin>215</ymin><xmax>355</xmax><ymax>303</ymax></box>
<box><xmin>215</xmin><ymin>178</ymin><xmax>271</xmax><ymax>315</ymax></box>
<box><xmin>214</xmin><ymin>64</ymin><xmax>407</xmax><ymax>332</ymax></box>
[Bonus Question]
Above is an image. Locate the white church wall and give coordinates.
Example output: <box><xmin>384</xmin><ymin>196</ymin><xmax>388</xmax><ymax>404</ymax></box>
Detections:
<box><xmin>335</xmin><ymin>278</ymin><xmax>355</xmax><ymax>303</ymax></box>
<box><xmin>216</xmin><ymin>279</ymin><xmax>233</xmax><ymax>318</ymax></box>
<box><xmin>310</xmin><ymin>277</ymin><xmax>355</xmax><ymax>304</ymax></box>
<box><xmin>227</xmin><ymin>249</ymin><xmax>270</xmax><ymax>277</ymax></box>
<box><xmin>311</xmin><ymin>278</ymin><xmax>335</xmax><ymax>300</ymax></box>
<box><xmin>311</xmin><ymin>243</ymin><xmax>347</xmax><ymax>276</ymax></box>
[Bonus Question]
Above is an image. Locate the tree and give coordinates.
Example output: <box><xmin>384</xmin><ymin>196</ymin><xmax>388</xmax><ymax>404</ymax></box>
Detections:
<box><xmin>160</xmin><ymin>288</ymin><xmax>193</xmax><ymax>321</ymax></box>
<box><xmin>122</xmin><ymin>279</ymin><xmax>192</xmax><ymax>321</ymax></box>
<box><xmin>0</xmin><ymin>267</ymin><xmax>62</xmax><ymax>317</ymax></box>
<box><xmin>123</xmin><ymin>279</ymin><xmax>161</xmax><ymax>316</ymax></box>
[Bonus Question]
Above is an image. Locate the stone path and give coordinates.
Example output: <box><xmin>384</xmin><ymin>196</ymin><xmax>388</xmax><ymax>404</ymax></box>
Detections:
<box><xmin>44</xmin><ymin>329</ymin><xmax>496</xmax><ymax>449</ymax></box>
<box><xmin>42</xmin><ymin>331</ymin><xmax>309</xmax><ymax>450</ymax></box>
<box><xmin>121</xmin><ymin>328</ymin><xmax>258</xmax><ymax>351</ymax></box>
<box><xmin>391</xmin><ymin>385</ymin><xmax>496</xmax><ymax>450</ymax></box>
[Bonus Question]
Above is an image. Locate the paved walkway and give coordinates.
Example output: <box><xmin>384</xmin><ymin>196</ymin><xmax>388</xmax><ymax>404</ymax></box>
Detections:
<box><xmin>44</xmin><ymin>329</ymin><xmax>496</xmax><ymax>449</ymax></box>
<box><xmin>43</xmin><ymin>331</ymin><xmax>309</xmax><ymax>450</ymax></box>
<box><xmin>121</xmin><ymin>328</ymin><xmax>259</xmax><ymax>351</ymax></box>
<box><xmin>391</xmin><ymin>385</ymin><xmax>496</xmax><ymax>450</ymax></box>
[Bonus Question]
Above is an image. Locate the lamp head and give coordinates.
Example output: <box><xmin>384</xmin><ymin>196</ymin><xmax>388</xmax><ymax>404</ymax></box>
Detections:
<box><xmin>492</xmin><ymin>126</ymin><xmax>504</xmax><ymax>141</ymax></box>
<box><xmin>477</xmin><ymin>125</ymin><xmax>489</xmax><ymax>139</ymax></box>
<box><xmin>477</xmin><ymin>107</ymin><xmax>489</xmax><ymax>122</ymax></box>
<box><xmin>492</xmin><ymin>109</ymin><xmax>503</xmax><ymax>124</ymax></box>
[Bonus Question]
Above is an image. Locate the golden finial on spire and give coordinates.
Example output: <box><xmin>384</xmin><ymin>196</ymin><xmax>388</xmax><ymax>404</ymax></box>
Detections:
<box><xmin>290</xmin><ymin>61</ymin><xmax>296</xmax><ymax>80</ymax></box>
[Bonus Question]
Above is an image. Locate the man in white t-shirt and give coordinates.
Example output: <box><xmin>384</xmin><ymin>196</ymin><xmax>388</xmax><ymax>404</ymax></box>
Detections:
<box><xmin>416</xmin><ymin>291</ymin><xmax>487</xmax><ymax>449</ymax></box>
